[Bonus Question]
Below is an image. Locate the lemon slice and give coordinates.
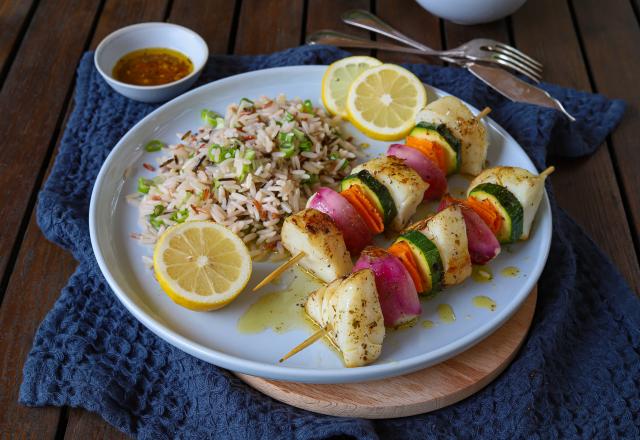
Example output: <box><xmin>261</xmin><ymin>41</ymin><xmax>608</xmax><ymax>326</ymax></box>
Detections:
<box><xmin>346</xmin><ymin>64</ymin><xmax>427</xmax><ymax>141</ymax></box>
<box><xmin>153</xmin><ymin>221</ymin><xmax>252</xmax><ymax>311</ymax></box>
<box><xmin>322</xmin><ymin>56</ymin><xmax>382</xmax><ymax>117</ymax></box>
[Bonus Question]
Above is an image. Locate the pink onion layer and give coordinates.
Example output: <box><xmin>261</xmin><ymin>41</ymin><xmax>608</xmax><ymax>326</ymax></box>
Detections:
<box><xmin>307</xmin><ymin>187</ymin><xmax>372</xmax><ymax>254</ymax></box>
<box><xmin>354</xmin><ymin>247</ymin><xmax>422</xmax><ymax>328</ymax></box>
<box><xmin>438</xmin><ymin>196</ymin><xmax>501</xmax><ymax>264</ymax></box>
<box><xmin>387</xmin><ymin>144</ymin><xmax>447</xmax><ymax>201</ymax></box>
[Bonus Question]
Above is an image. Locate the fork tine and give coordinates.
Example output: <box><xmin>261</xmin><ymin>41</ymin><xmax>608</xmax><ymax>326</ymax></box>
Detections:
<box><xmin>492</xmin><ymin>53</ymin><xmax>542</xmax><ymax>79</ymax></box>
<box><xmin>489</xmin><ymin>45</ymin><xmax>543</xmax><ymax>74</ymax></box>
<box><xmin>492</xmin><ymin>56</ymin><xmax>542</xmax><ymax>83</ymax></box>
<box><xmin>493</xmin><ymin>43</ymin><xmax>543</xmax><ymax>69</ymax></box>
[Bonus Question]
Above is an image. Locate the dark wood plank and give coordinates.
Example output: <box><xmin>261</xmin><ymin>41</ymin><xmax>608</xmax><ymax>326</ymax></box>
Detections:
<box><xmin>512</xmin><ymin>0</ymin><xmax>640</xmax><ymax>292</ymax></box>
<box><xmin>444</xmin><ymin>19</ymin><xmax>510</xmax><ymax>48</ymax></box>
<box><xmin>0</xmin><ymin>214</ymin><xmax>76</xmax><ymax>440</ymax></box>
<box><xmin>168</xmin><ymin>0</ymin><xmax>236</xmax><ymax>53</ymax></box>
<box><xmin>571</xmin><ymin>0</ymin><xmax>640</xmax><ymax>247</ymax></box>
<box><xmin>0</xmin><ymin>3</ymin><xmax>102</xmax><ymax>439</ymax></box>
<box><xmin>61</xmin><ymin>2</ymin><xmax>172</xmax><ymax>438</ymax></box>
<box><xmin>89</xmin><ymin>0</ymin><xmax>169</xmax><ymax>50</ymax></box>
<box><xmin>305</xmin><ymin>0</ymin><xmax>371</xmax><ymax>56</ymax></box>
<box><xmin>65</xmin><ymin>410</ymin><xmax>130</xmax><ymax>440</ymax></box>
<box><xmin>0</xmin><ymin>0</ymin><xmax>100</xmax><ymax>293</ymax></box>
<box><xmin>0</xmin><ymin>0</ymin><xmax>36</xmax><ymax>82</ymax></box>
<box><xmin>376</xmin><ymin>0</ymin><xmax>442</xmax><ymax>64</ymax></box>
<box><xmin>234</xmin><ymin>0</ymin><xmax>304</xmax><ymax>54</ymax></box>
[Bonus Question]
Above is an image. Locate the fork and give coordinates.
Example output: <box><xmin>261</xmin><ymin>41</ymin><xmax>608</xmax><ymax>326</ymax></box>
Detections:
<box><xmin>341</xmin><ymin>9</ymin><xmax>543</xmax><ymax>83</ymax></box>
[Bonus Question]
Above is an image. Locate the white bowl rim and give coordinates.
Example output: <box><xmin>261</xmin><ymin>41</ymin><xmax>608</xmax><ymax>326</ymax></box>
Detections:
<box><xmin>94</xmin><ymin>22</ymin><xmax>209</xmax><ymax>91</ymax></box>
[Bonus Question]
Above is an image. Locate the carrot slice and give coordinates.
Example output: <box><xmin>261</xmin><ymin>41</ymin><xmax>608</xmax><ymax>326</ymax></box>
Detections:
<box><xmin>463</xmin><ymin>196</ymin><xmax>504</xmax><ymax>234</ymax></box>
<box><xmin>405</xmin><ymin>136</ymin><xmax>447</xmax><ymax>173</ymax></box>
<box><xmin>388</xmin><ymin>241</ymin><xmax>424</xmax><ymax>292</ymax></box>
<box><xmin>340</xmin><ymin>186</ymin><xmax>384</xmax><ymax>234</ymax></box>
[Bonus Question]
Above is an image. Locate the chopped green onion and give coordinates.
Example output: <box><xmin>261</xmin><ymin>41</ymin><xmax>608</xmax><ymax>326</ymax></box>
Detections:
<box><xmin>302</xmin><ymin>99</ymin><xmax>314</xmax><ymax>113</ymax></box>
<box><xmin>293</xmin><ymin>128</ymin><xmax>312</xmax><ymax>151</ymax></box>
<box><xmin>244</xmin><ymin>149</ymin><xmax>256</xmax><ymax>160</ymax></box>
<box><xmin>239</xmin><ymin>97</ymin><xmax>254</xmax><ymax>110</ymax></box>
<box><xmin>144</xmin><ymin>140</ymin><xmax>164</xmax><ymax>152</ymax></box>
<box><xmin>170</xmin><ymin>208</ymin><xmax>189</xmax><ymax>224</ymax></box>
<box><xmin>137</xmin><ymin>177</ymin><xmax>153</xmax><ymax>194</ymax></box>
<box><xmin>149</xmin><ymin>205</ymin><xmax>166</xmax><ymax>229</ymax></box>
<box><xmin>208</xmin><ymin>144</ymin><xmax>237</xmax><ymax>163</ymax></box>
<box><xmin>303</xmin><ymin>174</ymin><xmax>319</xmax><ymax>185</ymax></box>
<box><xmin>284</xmin><ymin>111</ymin><xmax>295</xmax><ymax>122</ymax></box>
<box><xmin>278</xmin><ymin>131</ymin><xmax>295</xmax><ymax>144</ymax></box>
<box><xmin>299</xmin><ymin>137</ymin><xmax>313</xmax><ymax>151</ymax></box>
<box><xmin>329</xmin><ymin>153</ymin><xmax>340</xmax><ymax>160</ymax></box>
<box><xmin>280</xmin><ymin>144</ymin><xmax>296</xmax><ymax>158</ymax></box>
<box><xmin>150</xmin><ymin>217</ymin><xmax>165</xmax><ymax>229</ymax></box>
<box><xmin>213</xmin><ymin>179</ymin><xmax>221</xmax><ymax>189</ymax></box>
<box><xmin>152</xmin><ymin>205</ymin><xmax>165</xmax><ymax>217</ymax></box>
<box><xmin>201</xmin><ymin>109</ymin><xmax>223</xmax><ymax>127</ymax></box>
<box><xmin>208</xmin><ymin>143</ymin><xmax>221</xmax><ymax>161</ymax></box>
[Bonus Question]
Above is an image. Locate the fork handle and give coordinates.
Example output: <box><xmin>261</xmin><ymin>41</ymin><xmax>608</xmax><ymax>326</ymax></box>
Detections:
<box><xmin>341</xmin><ymin>9</ymin><xmax>463</xmax><ymax>58</ymax></box>
<box><xmin>306</xmin><ymin>30</ymin><xmax>444</xmax><ymax>57</ymax></box>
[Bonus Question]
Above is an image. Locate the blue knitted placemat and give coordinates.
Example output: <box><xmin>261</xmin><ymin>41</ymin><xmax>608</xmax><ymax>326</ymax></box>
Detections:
<box><xmin>20</xmin><ymin>45</ymin><xmax>639</xmax><ymax>439</ymax></box>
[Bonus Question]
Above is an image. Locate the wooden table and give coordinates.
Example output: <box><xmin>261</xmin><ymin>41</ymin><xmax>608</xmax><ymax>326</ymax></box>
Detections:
<box><xmin>0</xmin><ymin>0</ymin><xmax>638</xmax><ymax>437</ymax></box>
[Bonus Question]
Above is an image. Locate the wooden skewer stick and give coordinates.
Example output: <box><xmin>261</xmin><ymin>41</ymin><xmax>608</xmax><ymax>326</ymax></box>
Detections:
<box><xmin>279</xmin><ymin>324</ymin><xmax>333</xmax><ymax>363</ymax></box>
<box><xmin>476</xmin><ymin>106</ymin><xmax>492</xmax><ymax>120</ymax></box>
<box><xmin>539</xmin><ymin>166</ymin><xmax>555</xmax><ymax>178</ymax></box>
<box><xmin>252</xmin><ymin>251</ymin><xmax>305</xmax><ymax>291</ymax></box>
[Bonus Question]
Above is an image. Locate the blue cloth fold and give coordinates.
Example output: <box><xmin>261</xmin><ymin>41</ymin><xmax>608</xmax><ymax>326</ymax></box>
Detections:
<box><xmin>20</xmin><ymin>45</ymin><xmax>639</xmax><ymax>439</ymax></box>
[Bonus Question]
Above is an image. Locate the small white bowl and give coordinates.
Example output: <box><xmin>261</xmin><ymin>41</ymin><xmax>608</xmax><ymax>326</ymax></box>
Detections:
<box><xmin>415</xmin><ymin>0</ymin><xmax>527</xmax><ymax>25</ymax></box>
<box><xmin>94</xmin><ymin>22</ymin><xmax>208</xmax><ymax>103</ymax></box>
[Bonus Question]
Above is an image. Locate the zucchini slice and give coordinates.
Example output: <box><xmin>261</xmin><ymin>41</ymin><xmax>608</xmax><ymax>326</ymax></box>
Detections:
<box><xmin>469</xmin><ymin>183</ymin><xmax>524</xmax><ymax>243</ymax></box>
<box><xmin>396</xmin><ymin>230</ymin><xmax>444</xmax><ymax>295</ymax></box>
<box><xmin>341</xmin><ymin>169</ymin><xmax>397</xmax><ymax>226</ymax></box>
<box><xmin>410</xmin><ymin>122</ymin><xmax>461</xmax><ymax>174</ymax></box>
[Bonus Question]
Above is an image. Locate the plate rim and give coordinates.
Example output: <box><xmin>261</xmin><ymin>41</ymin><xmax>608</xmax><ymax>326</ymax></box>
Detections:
<box><xmin>89</xmin><ymin>65</ymin><xmax>552</xmax><ymax>384</ymax></box>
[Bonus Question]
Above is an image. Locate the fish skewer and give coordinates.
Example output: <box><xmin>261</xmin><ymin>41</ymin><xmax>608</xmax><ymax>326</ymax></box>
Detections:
<box><xmin>252</xmin><ymin>252</ymin><xmax>306</xmax><ymax>291</ymax></box>
<box><xmin>257</xmin><ymin>98</ymin><xmax>492</xmax><ymax>290</ymax></box>
<box><xmin>279</xmin><ymin>324</ymin><xmax>332</xmax><ymax>363</ymax></box>
<box><xmin>278</xmin><ymin>165</ymin><xmax>552</xmax><ymax>366</ymax></box>
<box><xmin>297</xmin><ymin>269</ymin><xmax>385</xmax><ymax>367</ymax></box>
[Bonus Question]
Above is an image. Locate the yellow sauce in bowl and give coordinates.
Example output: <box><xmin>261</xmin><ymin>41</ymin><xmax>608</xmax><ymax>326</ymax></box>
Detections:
<box><xmin>112</xmin><ymin>47</ymin><xmax>193</xmax><ymax>86</ymax></box>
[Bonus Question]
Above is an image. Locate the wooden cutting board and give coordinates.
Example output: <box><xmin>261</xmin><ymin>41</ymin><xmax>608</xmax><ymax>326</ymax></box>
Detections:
<box><xmin>236</xmin><ymin>288</ymin><xmax>537</xmax><ymax>419</ymax></box>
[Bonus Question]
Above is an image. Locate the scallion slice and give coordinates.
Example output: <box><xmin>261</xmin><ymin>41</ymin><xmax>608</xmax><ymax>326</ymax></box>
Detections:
<box><xmin>137</xmin><ymin>177</ymin><xmax>153</xmax><ymax>194</ymax></box>
<box><xmin>144</xmin><ymin>140</ymin><xmax>164</xmax><ymax>152</ymax></box>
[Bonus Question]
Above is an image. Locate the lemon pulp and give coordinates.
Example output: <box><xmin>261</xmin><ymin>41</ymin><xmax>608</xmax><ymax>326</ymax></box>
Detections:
<box><xmin>153</xmin><ymin>221</ymin><xmax>252</xmax><ymax>311</ymax></box>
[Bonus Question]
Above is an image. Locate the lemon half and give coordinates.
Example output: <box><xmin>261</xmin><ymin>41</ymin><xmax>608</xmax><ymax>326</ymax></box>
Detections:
<box><xmin>153</xmin><ymin>221</ymin><xmax>252</xmax><ymax>311</ymax></box>
<box><xmin>346</xmin><ymin>64</ymin><xmax>427</xmax><ymax>141</ymax></box>
<box><xmin>321</xmin><ymin>56</ymin><xmax>382</xmax><ymax>117</ymax></box>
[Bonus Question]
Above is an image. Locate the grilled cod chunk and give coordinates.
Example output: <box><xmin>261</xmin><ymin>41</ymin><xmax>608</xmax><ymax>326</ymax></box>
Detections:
<box><xmin>281</xmin><ymin>208</ymin><xmax>352</xmax><ymax>283</ymax></box>
<box><xmin>416</xmin><ymin>96</ymin><xmax>488</xmax><ymax>176</ymax></box>
<box><xmin>468</xmin><ymin>166</ymin><xmax>545</xmax><ymax>240</ymax></box>
<box><xmin>305</xmin><ymin>269</ymin><xmax>385</xmax><ymax>367</ymax></box>
<box><xmin>410</xmin><ymin>205</ymin><xmax>471</xmax><ymax>286</ymax></box>
<box><xmin>353</xmin><ymin>156</ymin><xmax>428</xmax><ymax>232</ymax></box>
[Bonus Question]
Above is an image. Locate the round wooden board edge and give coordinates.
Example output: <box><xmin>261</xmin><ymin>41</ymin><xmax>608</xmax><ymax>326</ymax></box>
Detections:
<box><xmin>235</xmin><ymin>287</ymin><xmax>537</xmax><ymax>419</ymax></box>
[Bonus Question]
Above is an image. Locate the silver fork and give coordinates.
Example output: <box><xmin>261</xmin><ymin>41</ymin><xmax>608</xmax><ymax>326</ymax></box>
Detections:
<box><xmin>341</xmin><ymin>9</ymin><xmax>543</xmax><ymax>83</ymax></box>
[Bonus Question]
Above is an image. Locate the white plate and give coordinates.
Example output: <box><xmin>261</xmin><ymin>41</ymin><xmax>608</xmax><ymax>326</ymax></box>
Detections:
<box><xmin>90</xmin><ymin>65</ymin><xmax>551</xmax><ymax>384</ymax></box>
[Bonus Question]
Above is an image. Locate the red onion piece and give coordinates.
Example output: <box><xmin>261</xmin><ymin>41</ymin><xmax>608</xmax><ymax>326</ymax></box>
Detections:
<box><xmin>387</xmin><ymin>144</ymin><xmax>447</xmax><ymax>201</ymax></box>
<box><xmin>307</xmin><ymin>187</ymin><xmax>372</xmax><ymax>254</ymax></box>
<box><xmin>354</xmin><ymin>247</ymin><xmax>422</xmax><ymax>328</ymax></box>
<box><xmin>438</xmin><ymin>196</ymin><xmax>501</xmax><ymax>264</ymax></box>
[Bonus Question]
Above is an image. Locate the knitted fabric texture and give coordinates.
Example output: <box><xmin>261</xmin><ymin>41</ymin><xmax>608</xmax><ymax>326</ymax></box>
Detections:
<box><xmin>20</xmin><ymin>46</ymin><xmax>639</xmax><ymax>439</ymax></box>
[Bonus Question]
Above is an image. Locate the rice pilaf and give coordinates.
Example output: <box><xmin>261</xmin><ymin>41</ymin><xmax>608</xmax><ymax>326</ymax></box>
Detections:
<box><xmin>128</xmin><ymin>95</ymin><xmax>362</xmax><ymax>260</ymax></box>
